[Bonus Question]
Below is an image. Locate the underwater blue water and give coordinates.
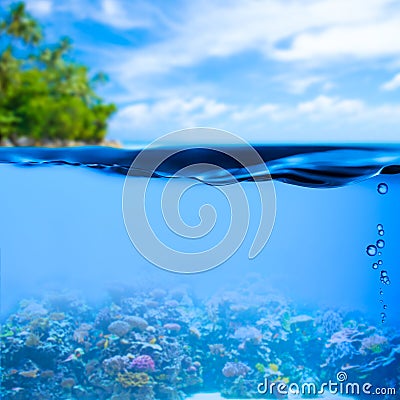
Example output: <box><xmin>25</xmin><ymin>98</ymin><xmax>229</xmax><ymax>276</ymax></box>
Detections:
<box><xmin>0</xmin><ymin>144</ymin><xmax>399</xmax><ymax>399</ymax></box>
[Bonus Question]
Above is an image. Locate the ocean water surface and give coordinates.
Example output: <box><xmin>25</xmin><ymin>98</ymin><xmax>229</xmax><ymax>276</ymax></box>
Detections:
<box><xmin>0</xmin><ymin>144</ymin><xmax>399</xmax><ymax>399</ymax></box>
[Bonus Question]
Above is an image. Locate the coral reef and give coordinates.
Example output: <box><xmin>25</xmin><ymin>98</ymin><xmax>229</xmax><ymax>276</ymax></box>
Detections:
<box><xmin>163</xmin><ymin>323</ymin><xmax>181</xmax><ymax>332</ymax></box>
<box><xmin>124</xmin><ymin>316</ymin><xmax>148</xmax><ymax>331</ymax></box>
<box><xmin>130</xmin><ymin>355</ymin><xmax>155</xmax><ymax>372</ymax></box>
<box><xmin>318</xmin><ymin>310</ymin><xmax>343</xmax><ymax>336</ymax></box>
<box><xmin>360</xmin><ymin>334</ymin><xmax>388</xmax><ymax>354</ymax></box>
<box><xmin>222</xmin><ymin>362</ymin><xmax>251</xmax><ymax>377</ymax></box>
<box><xmin>117</xmin><ymin>371</ymin><xmax>150</xmax><ymax>388</ymax></box>
<box><xmin>1</xmin><ymin>283</ymin><xmax>399</xmax><ymax>399</ymax></box>
<box><xmin>232</xmin><ymin>326</ymin><xmax>262</xmax><ymax>345</ymax></box>
<box><xmin>108</xmin><ymin>320</ymin><xmax>131</xmax><ymax>337</ymax></box>
<box><xmin>103</xmin><ymin>355</ymin><xmax>130</xmax><ymax>375</ymax></box>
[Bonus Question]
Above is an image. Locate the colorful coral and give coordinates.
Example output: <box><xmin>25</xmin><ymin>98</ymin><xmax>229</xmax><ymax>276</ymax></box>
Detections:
<box><xmin>360</xmin><ymin>334</ymin><xmax>388</xmax><ymax>354</ymax></box>
<box><xmin>130</xmin><ymin>355</ymin><xmax>155</xmax><ymax>372</ymax></box>
<box><xmin>103</xmin><ymin>355</ymin><xmax>130</xmax><ymax>375</ymax></box>
<box><xmin>73</xmin><ymin>323</ymin><xmax>92</xmax><ymax>343</ymax></box>
<box><xmin>1</xmin><ymin>285</ymin><xmax>399</xmax><ymax>399</ymax></box>
<box><xmin>222</xmin><ymin>362</ymin><xmax>251</xmax><ymax>378</ymax></box>
<box><xmin>117</xmin><ymin>372</ymin><xmax>150</xmax><ymax>388</ymax></box>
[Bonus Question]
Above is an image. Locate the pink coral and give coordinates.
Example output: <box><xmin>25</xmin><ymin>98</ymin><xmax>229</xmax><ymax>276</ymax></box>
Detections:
<box><xmin>130</xmin><ymin>355</ymin><xmax>155</xmax><ymax>372</ymax></box>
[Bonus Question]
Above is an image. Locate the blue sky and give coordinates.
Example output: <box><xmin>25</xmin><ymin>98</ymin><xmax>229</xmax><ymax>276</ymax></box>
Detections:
<box><xmin>13</xmin><ymin>0</ymin><xmax>400</xmax><ymax>142</ymax></box>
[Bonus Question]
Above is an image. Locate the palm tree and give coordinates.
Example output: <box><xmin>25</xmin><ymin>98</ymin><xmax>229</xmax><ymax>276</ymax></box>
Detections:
<box><xmin>0</xmin><ymin>2</ymin><xmax>116</xmax><ymax>145</ymax></box>
<box><xmin>0</xmin><ymin>2</ymin><xmax>42</xmax><ymax>45</ymax></box>
<box><xmin>0</xmin><ymin>47</ymin><xmax>21</xmax><ymax>92</ymax></box>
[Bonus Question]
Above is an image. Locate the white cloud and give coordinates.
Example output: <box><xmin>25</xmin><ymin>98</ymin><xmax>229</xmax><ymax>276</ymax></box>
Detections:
<box><xmin>231</xmin><ymin>95</ymin><xmax>369</xmax><ymax>123</ymax></box>
<box><xmin>274</xmin><ymin>17</ymin><xmax>400</xmax><ymax>62</ymax></box>
<box><xmin>27</xmin><ymin>0</ymin><xmax>52</xmax><ymax>16</ymax></box>
<box><xmin>322</xmin><ymin>81</ymin><xmax>335</xmax><ymax>91</ymax></box>
<box><xmin>381</xmin><ymin>73</ymin><xmax>400</xmax><ymax>91</ymax></box>
<box><xmin>285</xmin><ymin>76</ymin><xmax>326</xmax><ymax>94</ymax></box>
<box><xmin>366</xmin><ymin>103</ymin><xmax>400</xmax><ymax>121</ymax></box>
<box><xmin>112</xmin><ymin>96</ymin><xmax>230</xmax><ymax>135</ymax></box>
<box><xmin>96</xmin><ymin>0</ymin><xmax>138</xmax><ymax>29</ymax></box>
<box><xmin>109</xmin><ymin>0</ymin><xmax>400</xmax><ymax>83</ymax></box>
<box><xmin>231</xmin><ymin>104</ymin><xmax>281</xmax><ymax>121</ymax></box>
<box><xmin>297</xmin><ymin>96</ymin><xmax>365</xmax><ymax>116</ymax></box>
<box><xmin>94</xmin><ymin>0</ymin><xmax>158</xmax><ymax>29</ymax></box>
<box><xmin>109</xmin><ymin>94</ymin><xmax>400</xmax><ymax>142</ymax></box>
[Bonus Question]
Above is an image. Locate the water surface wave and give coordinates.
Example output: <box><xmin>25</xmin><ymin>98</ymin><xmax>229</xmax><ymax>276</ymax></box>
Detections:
<box><xmin>1</xmin><ymin>144</ymin><xmax>399</xmax><ymax>187</ymax></box>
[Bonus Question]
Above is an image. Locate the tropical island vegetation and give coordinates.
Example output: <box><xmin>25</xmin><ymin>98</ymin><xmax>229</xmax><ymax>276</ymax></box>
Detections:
<box><xmin>0</xmin><ymin>2</ymin><xmax>118</xmax><ymax>147</ymax></box>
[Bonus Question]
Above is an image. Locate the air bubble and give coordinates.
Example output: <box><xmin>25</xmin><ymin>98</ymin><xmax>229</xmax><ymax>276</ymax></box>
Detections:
<box><xmin>378</xmin><ymin>252</ymin><xmax>382</xmax><ymax>256</ymax></box>
<box><xmin>378</xmin><ymin>260</ymin><xmax>383</xmax><ymax>265</ymax></box>
<box><xmin>377</xmin><ymin>224</ymin><xmax>383</xmax><ymax>230</ymax></box>
<box><xmin>366</xmin><ymin>245</ymin><xmax>377</xmax><ymax>256</ymax></box>
<box><xmin>380</xmin><ymin>270</ymin><xmax>390</xmax><ymax>285</ymax></box>
<box><xmin>383</xmin><ymin>305</ymin><xmax>388</xmax><ymax>309</ymax></box>
<box><xmin>378</xmin><ymin>230</ymin><xmax>384</xmax><ymax>236</ymax></box>
<box><xmin>372</xmin><ymin>263</ymin><xmax>378</xmax><ymax>270</ymax></box>
<box><xmin>377</xmin><ymin>183</ymin><xmax>388</xmax><ymax>194</ymax></box>
<box><xmin>376</xmin><ymin>239</ymin><xmax>385</xmax><ymax>249</ymax></box>
<box><xmin>379</xmin><ymin>289</ymin><xmax>383</xmax><ymax>295</ymax></box>
<box><xmin>381</xmin><ymin>312</ymin><xmax>386</xmax><ymax>319</ymax></box>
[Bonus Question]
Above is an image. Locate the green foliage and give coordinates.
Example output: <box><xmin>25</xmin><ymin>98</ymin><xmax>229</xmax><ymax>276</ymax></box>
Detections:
<box><xmin>0</xmin><ymin>2</ymin><xmax>116</xmax><ymax>145</ymax></box>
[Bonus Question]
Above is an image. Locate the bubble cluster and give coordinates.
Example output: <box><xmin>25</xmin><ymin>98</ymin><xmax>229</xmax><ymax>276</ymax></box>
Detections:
<box><xmin>368</xmin><ymin>219</ymin><xmax>391</xmax><ymax>324</ymax></box>
<box><xmin>380</xmin><ymin>270</ymin><xmax>390</xmax><ymax>285</ymax></box>
<box><xmin>376</xmin><ymin>224</ymin><xmax>385</xmax><ymax>237</ymax></box>
<box><xmin>377</xmin><ymin>183</ymin><xmax>388</xmax><ymax>194</ymax></box>
<box><xmin>381</xmin><ymin>312</ymin><xmax>386</xmax><ymax>323</ymax></box>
